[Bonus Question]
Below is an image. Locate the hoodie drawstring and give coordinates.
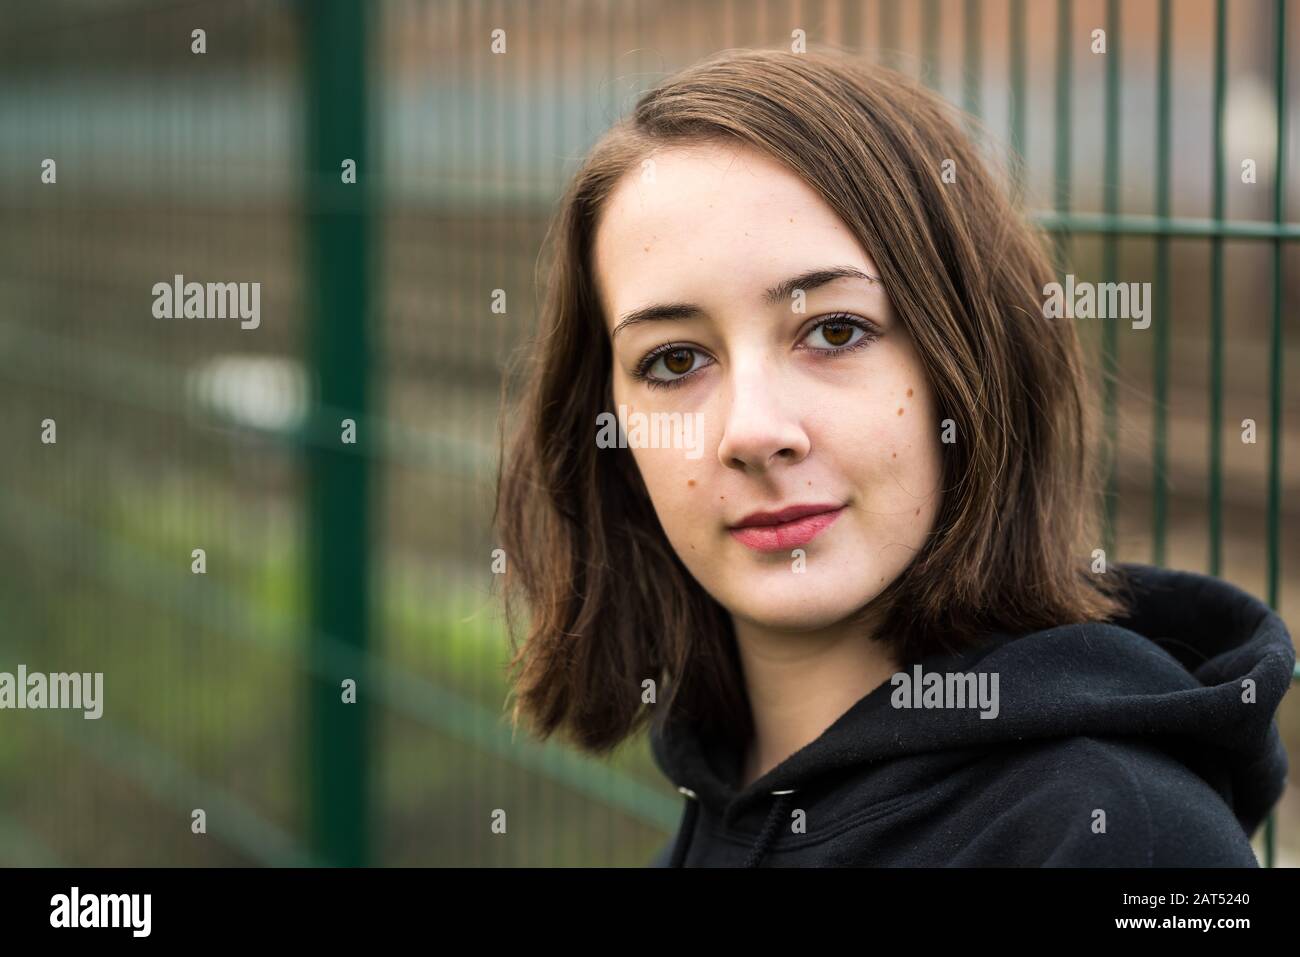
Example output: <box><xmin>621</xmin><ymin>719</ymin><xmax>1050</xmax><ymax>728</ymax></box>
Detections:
<box><xmin>670</xmin><ymin>784</ymin><xmax>798</xmax><ymax>867</ymax></box>
<box><xmin>668</xmin><ymin>786</ymin><xmax>699</xmax><ymax>867</ymax></box>
<box><xmin>744</xmin><ymin>788</ymin><xmax>796</xmax><ymax>868</ymax></box>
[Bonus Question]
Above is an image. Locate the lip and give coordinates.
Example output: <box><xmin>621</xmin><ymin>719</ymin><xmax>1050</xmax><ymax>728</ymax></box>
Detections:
<box><xmin>728</xmin><ymin>503</ymin><xmax>845</xmax><ymax>552</ymax></box>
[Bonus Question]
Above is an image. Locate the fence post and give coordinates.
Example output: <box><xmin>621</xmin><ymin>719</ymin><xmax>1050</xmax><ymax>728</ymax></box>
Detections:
<box><xmin>304</xmin><ymin>0</ymin><xmax>373</xmax><ymax>868</ymax></box>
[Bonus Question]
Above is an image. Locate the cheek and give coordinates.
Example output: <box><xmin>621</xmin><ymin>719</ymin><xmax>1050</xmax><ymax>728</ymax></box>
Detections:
<box><xmin>825</xmin><ymin>364</ymin><xmax>934</xmax><ymax>455</ymax></box>
<box><xmin>819</xmin><ymin>376</ymin><xmax>943</xmax><ymax>520</ymax></box>
<box><xmin>609</xmin><ymin>388</ymin><xmax>714</xmax><ymax>542</ymax></box>
<box><xmin>887</xmin><ymin>385</ymin><xmax>943</xmax><ymax>494</ymax></box>
<box><xmin>628</xmin><ymin>443</ymin><xmax>710</xmax><ymax>545</ymax></box>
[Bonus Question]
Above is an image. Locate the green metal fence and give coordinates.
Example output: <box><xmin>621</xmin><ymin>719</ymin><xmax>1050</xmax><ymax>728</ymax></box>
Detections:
<box><xmin>1020</xmin><ymin>0</ymin><xmax>1295</xmax><ymax>866</ymax></box>
<box><xmin>0</xmin><ymin>0</ymin><xmax>1293</xmax><ymax>868</ymax></box>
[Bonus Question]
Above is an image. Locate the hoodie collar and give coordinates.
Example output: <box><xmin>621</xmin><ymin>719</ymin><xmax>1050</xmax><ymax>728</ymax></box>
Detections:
<box><xmin>650</xmin><ymin>629</ymin><xmax>1017</xmax><ymax>827</ymax></box>
<box><xmin>651</xmin><ymin>562</ymin><xmax>1295</xmax><ymax>861</ymax></box>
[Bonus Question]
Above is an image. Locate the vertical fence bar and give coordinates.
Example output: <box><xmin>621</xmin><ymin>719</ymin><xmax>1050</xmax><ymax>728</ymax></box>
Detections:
<box><xmin>1009</xmin><ymin>0</ymin><xmax>1026</xmax><ymax>203</ymax></box>
<box><xmin>1101</xmin><ymin>0</ymin><xmax>1120</xmax><ymax>555</ymax></box>
<box><xmin>1152</xmin><ymin>0</ymin><xmax>1171</xmax><ymax>566</ymax></box>
<box><xmin>964</xmin><ymin>0</ymin><xmax>982</xmax><ymax>136</ymax></box>
<box><xmin>922</xmin><ymin>0</ymin><xmax>939</xmax><ymax>87</ymax></box>
<box><xmin>879</xmin><ymin>0</ymin><xmax>898</xmax><ymax>69</ymax></box>
<box><xmin>1266</xmin><ymin>0</ymin><xmax>1287</xmax><ymax>659</ymax></box>
<box><xmin>1209</xmin><ymin>0</ymin><xmax>1226</xmax><ymax>575</ymax></box>
<box><xmin>1264</xmin><ymin>0</ymin><xmax>1288</xmax><ymax>869</ymax></box>
<box><xmin>840</xmin><ymin>0</ymin><xmax>860</xmax><ymax>52</ymax></box>
<box><xmin>1054</xmin><ymin>0</ymin><xmax>1073</xmax><ymax>271</ymax></box>
<box><xmin>305</xmin><ymin>0</ymin><xmax>373</xmax><ymax>867</ymax></box>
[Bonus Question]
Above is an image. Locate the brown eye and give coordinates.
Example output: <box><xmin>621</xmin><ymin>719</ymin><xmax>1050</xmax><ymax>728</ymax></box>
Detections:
<box><xmin>662</xmin><ymin>348</ymin><xmax>694</xmax><ymax>375</ymax></box>
<box><xmin>820</xmin><ymin>322</ymin><xmax>854</xmax><ymax>347</ymax></box>
<box><xmin>803</xmin><ymin>316</ymin><xmax>872</xmax><ymax>352</ymax></box>
<box><xmin>637</xmin><ymin>345</ymin><xmax>714</xmax><ymax>388</ymax></box>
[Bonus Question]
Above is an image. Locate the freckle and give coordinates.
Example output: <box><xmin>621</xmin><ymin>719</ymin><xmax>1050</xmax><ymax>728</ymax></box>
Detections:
<box><xmin>687</xmin><ymin>479</ymin><xmax>696</xmax><ymax>487</ymax></box>
<box><xmin>915</xmin><ymin>507</ymin><xmax>921</xmax><ymax>515</ymax></box>
<box><xmin>906</xmin><ymin>388</ymin><xmax>913</xmax><ymax>397</ymax></box>
<box><xmin>897</xmin><ymin>407</ymin><xmax>904</xmax><ymax>415</ymax></box>
<box><xmin>644</xmin><ymin>245</ymin><xmax>651</xmax><ymax>252</ymax></box>
<box><xmin>892</xmin><ymin>452</ymin><xmax>897</xmax><ymax>458</ymax></box>
<box><xmin>720</xmin><ymin>495</ymin><xmax>726</xmax><ymax>500</ymax></box>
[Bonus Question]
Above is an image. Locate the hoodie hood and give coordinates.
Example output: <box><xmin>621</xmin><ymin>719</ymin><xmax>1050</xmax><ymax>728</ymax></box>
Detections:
<box><xmin>649</xmin><ymin>563</ymin><xmax>1295</xmax><ymax>866</ymax></box>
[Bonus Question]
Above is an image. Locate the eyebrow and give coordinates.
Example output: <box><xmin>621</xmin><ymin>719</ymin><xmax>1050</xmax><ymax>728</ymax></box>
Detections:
<box><xmin>610</xmin><ymin>265</ymin><xmax>881</xmax><ymax>338</ymax></box>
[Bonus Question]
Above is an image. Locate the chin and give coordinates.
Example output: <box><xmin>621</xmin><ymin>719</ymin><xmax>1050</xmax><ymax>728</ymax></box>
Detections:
<box><xmin>719</xmin><ymin>577</ymin><xmax>882</xmax><ymax>633</ymax></box>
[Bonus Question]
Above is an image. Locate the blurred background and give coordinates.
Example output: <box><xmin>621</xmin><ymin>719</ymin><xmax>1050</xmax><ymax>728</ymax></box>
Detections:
<box><xmin>0</xmin><ymin>0</ymin><xmax>1296</xmax><ymax>867</ymax></box>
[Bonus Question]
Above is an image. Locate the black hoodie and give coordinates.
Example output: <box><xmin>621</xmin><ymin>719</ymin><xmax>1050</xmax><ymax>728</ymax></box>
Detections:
<box><xmin>648</xmin><ymin>563</ymin><xmax>1295</xmax><ymax>867</ymax></box>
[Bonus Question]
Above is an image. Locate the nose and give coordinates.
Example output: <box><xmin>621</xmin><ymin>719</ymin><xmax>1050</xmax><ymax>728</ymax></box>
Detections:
<box><xmin>716</xmin><ymin>360</ymin><xmax>811</xmax><ymax>472</ymax></box>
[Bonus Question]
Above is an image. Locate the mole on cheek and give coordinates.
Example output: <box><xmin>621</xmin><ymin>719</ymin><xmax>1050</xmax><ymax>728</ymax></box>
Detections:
<box><xmin>897</xmin><ymin>408</ymin><xmax>904</xmax><ymax>415</ymax></box>
<box><xmin>907</xmin><ymin>388</ymin><xmax>913</xmax><ymax>397</ymax></box>
<box><xmin>687</xmin><ymin>479</ymin><xmax>696</xmax><ymax>488</ymax></box>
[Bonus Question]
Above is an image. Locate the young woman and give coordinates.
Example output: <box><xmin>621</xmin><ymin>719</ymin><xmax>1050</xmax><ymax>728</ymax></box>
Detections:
<box><xmin>493</xmin><ymin>49</ymin><xmax>1293</xmax><ymax>867</ymax></box>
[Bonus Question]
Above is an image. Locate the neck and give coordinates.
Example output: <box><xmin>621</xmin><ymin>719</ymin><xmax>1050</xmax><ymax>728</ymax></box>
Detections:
<box><xmin>731</xmin><ymin>608</ymin><xmax>900</xmax><ymax>791</ymax></box>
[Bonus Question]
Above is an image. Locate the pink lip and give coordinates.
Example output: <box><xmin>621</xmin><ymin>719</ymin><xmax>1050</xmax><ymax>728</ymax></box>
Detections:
<box><xmin>728</xmin><ymin>504</ymin><xmax>845</xmax><ymax>552</ymax></box>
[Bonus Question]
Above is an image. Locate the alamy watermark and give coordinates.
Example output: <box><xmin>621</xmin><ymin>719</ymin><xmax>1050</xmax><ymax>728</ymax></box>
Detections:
<box><xmin>596</xmin><ymin>404</ymin><xmax>705</xmax><ymax>459</ymax></box>
<box><xmin>1042</xmin><ymin>274</ymin><xmax>1151</xmax><ymax>330</ymax></box>
<box><xmin>890</xmin><ymin>665</ymin><xmax>1000</xmax><ymax>719</ymax></box>
<box><xmin>152</xmin><ymin>274</ymin><xmax>261</xmax><ymax>329</ymax></box>
<box><xmin>50</xmin><ymin>887</ymin><xmax>150</xmax><ymax>937</ymax></box>
<box><xmin>0</xmin><ymin>665</ymin><xmax>103</xmax><ymax>719</ymax></box>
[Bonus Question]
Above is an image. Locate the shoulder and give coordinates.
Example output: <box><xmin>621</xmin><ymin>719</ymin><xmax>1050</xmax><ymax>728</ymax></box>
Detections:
<box><xmin>964</xmin><ymin>736</ymin><xmax>1259</xmax><ymax>867</ymax></box>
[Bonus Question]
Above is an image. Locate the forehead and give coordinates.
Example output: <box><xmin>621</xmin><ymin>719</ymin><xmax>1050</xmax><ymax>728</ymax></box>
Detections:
<box><xmin>592</xmin><ymin>142</ymin><xmax>871</xmax><ymax>328</ymax></box>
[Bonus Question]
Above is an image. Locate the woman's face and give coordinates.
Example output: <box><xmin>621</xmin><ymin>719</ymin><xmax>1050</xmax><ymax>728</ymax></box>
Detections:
<box><xmin>592</xmin><ymin>141</ymin><xmax>944</xmax><ymax>633</ymax></box>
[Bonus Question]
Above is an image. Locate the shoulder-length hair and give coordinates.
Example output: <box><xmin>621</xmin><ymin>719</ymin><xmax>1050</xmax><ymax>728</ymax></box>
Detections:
<box><xmin>493</xmin><ymin>47</ymin><xmax>1130</xmax><ymax>754</ymax></box>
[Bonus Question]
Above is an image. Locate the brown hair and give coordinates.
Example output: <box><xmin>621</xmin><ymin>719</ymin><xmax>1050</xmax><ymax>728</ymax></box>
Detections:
<box><xmin>493</xmin><ymin>48</ymin><xmax>1130</xmax><ymax>755</ymax></box>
